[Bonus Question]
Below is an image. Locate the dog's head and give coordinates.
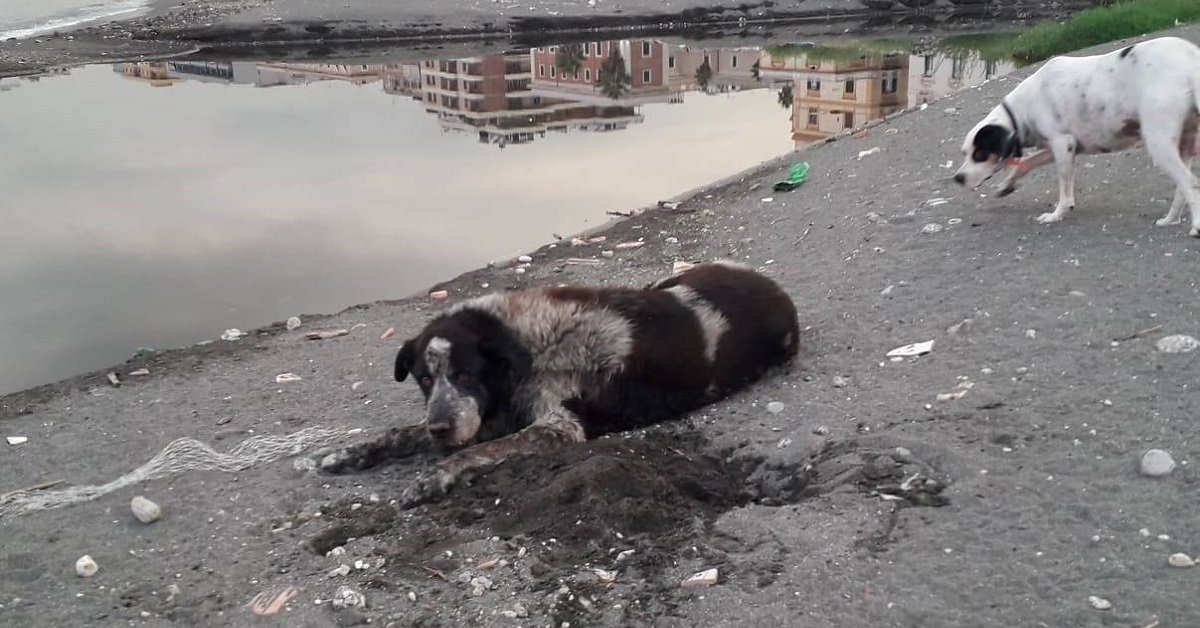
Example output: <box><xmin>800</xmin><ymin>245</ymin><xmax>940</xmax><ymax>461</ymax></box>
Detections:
<box><xmin>394</xmin><ymin>309</ymin><xmax>532</xmax><ymax>448</ymax></box>
<box><xmin>954</xmin><ymin>112</ymin><xmax>1021</xmax><ymax>189</ymax></box>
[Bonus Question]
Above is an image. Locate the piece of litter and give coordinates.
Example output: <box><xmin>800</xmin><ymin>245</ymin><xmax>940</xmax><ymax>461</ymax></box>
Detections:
<box><xmin>275</xmin><ymin>373</ymin><xmax>302</xmax><ymax>384</ymax></box>
<box><xmin>517</xmin><ymin>255</ymin><xmax>533</xmax><ymax>263</ymax></box>
<box><xmin>936</xmin><ymin>380</ymin><xmax>974</xmax><ymax>402</ymax></box>
<box><xmin>380</xmin><ymin>327</ymin><xmax>395</xmax><ymax>340</ymax></box>
<box><xmin>1168</xmin><ymin>553</ymin><xmax>1196</xmax><ymax>568</ymax></box>
<box><xmin>887</xmin><ymin>340</ymin><xmax>934</xmax><ymax>358</ymax></box>
<box><xmin>305</xmin><ymin>329</ymin><xmax>349</xmax><ymax>341</ymax></box>
<box><xmin>220</xmin><ymin>329</ymin><xmax>246</xmax><ymax>341</ymax></box>
<box><xmin>429</xmin><ymin>290</ymin><xmax>449</xmax><ymax>300</ymax></box>
<box><xmin>921</xmin><ymin>223</ymin><xmax>944</xmax><ymax>234</ymax></box>
<box><xmin>129</xmin><ymin>368</ymin><xmax>150</xmax><ymax>376</ymax></box>
<box><xmin>286</xmin><ymin>316</ymin><xmax>302</xmax><ymax>330</ymax></box>
<box><xmin>594</xmin><ymin>569</ymin><xmax>617</xmax><ymax>583</ymax></box>
<box><xmin>248</xmin><ymin>586</ymin><xmax>299</xmax><ymax>617</ymax></box>
<box><xmin>107</xmin><ymin>372</ymin><xmax>121</xmax><ymax>387</ymax></box>
<box><xmin>857</xmin><ymin>147</ymin><xmax>881</xmax><ymax>159</ymax></box>
<box><xmin>681</xmin><ymin>568</ymin><xmax>719</xmax><ymax>589</ymax></box>
<box><xmin>6</xmin><ymin>436</ymin><xmax>28</xmax><ymax>446</ymax></box>
<box><xmin>478</xmin><ymin>557</ymin><xmax>500</xmax><ymax>570</ymax></box>
<box><xmin>564</xmin><ymin>258</ymin><xmax>603</xmax><ymax>266</ymax></box>
<box><xmin>672</xmin><ymin>261</ymin><xmax>695</xmax><ymax>274</ymax></box>
<box><xmin>1156</xmin><ymin>334</ymin><xmax>1199</xmax><ymax>353</ymax></box>
<box><xmin>615</xmin><ymin>241</ymin><xmax>645</xmax><ymax>250</ymax></box>
<box><xmin>1087</xmin><ymin>595</ymin><xmax>1112</xmax><ymax>611</ymax></box>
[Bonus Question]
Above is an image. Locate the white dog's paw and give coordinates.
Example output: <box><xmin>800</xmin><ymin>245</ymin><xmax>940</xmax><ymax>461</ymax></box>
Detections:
<box><xmin>1156</xmin><ymin>216</ymin><xmax>1182</xmax><ymax>227</ymax></box>
<box><xmin>1036</xmin><ymin>212</ymin><xmax>1064</xmax><ymax>224</ymax></box>
<box><xmin>1189</xmin><ymin>226</ymin><xmax>1200</xmax><ymax>239</ymax></box>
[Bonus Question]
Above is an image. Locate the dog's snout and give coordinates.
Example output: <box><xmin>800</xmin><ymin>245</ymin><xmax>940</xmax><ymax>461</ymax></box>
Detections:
<box><xmin>427</xmin><ymin>420</ymin><xmax>453</xmax><ymax>436</ymax></box>
<box><xmin>953</xmin><ymin>172</ymin><xmax>967</xmax><ymax>185</ymax></box>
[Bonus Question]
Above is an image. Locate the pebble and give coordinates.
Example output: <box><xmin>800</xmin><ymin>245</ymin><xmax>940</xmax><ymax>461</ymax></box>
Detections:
<box><xmin>921</xmin><ymin>223</ymin><xmax>944</xmax><ymax>234</ymax></box>
<box><xmin>1139</xmin><ymin>449</ymin><xmax>1176</xmax><ymax>477</ymax></box>
<box><xmin>832</xmin><ymin>375</ymin><xmax>849</xmax><ymax>387</ymax></box>
<box><xmin>327</xmin><ymin>547</ymin><xmax>346</xmax><ymax>557</ymax></box>
<box><xmin>813</xmin><ymin>425</ymin><xmax>830</xmax><ymax>435</ymax></box>
<box><xmin>429</xmin><ymin>290</ymin><xmax>449</xmax><ymax>300</ymax></box>
<box><xmin>766</xmin><ymin>401</ymin><xmax>785</xmax><ymax>414</ymax></box>
<box><xmin>331</xmin><ymin>586</ymin><xmax>366</xmax><ymax>610</ymax></box>
<box><xmin>514</xmin><ymin>267</ymin><xmax>526</xmax><ymax>275</ymax></box>
<box><xmin>292</xmin><ymin>457</ymin><xmax>317</xmax><ymax>474</ymax></box>
<box><xmin>776</xmin><ymin>437</ymin><xmax>792</xmax><ymax>449</ymax></box>
<box><xmin>75</xmin><ymin>555</ymin><xmax>98</xmax><ymax>578</ymax></box>
<box><xmin>286</xmin><ymin>316</ymin><xmax>302</xmax><ymax>330</ymax></box>
<box><xmin>1156</xmin><ymin>334</ymin><xmax>1200</xmax><ymax>353</ymax></box>
<box><xmin>672</xmin><ymin>261</ymin><xmax>695</xmax><ymax>274</ymax></box>
<box><xmin>220</xmin><ymin>328</ymin><xmax>246</xmax><ymax>341</ymax></box>
<box><xmin>5</xmin><ymin>436</ymin><xmax>28</xmax><ymax>446</ymax></box>
<box><xmin>1168</xmin><ymin>553</ymin><xmax>1195</xmax><ymax>568</ymax></box>
<box><xmin>328</xmin><ymin>565</ymin><xmax>351</xmax><ymax>578</ymax></box>
<box><xmin>130</xmin><ymin>496</ymin><xmax>162</xmax><ymax>524</ymax></box>
<box><xmin>1087</xmin><ymin>595</ymin><xmax>1112</xmax><ymax>611</ymax></box>
<box><xmin>275</xmin><ymin>373</ymin><xmax>302</xmax><ymax>384</ymax></box>
<box><xmin>517</xmin><ymin>255</ymin><xmax>533</xmax><ymax>263</ymax></box>
<box><xmin>470</xmin><ymin>576</ymin><xmax>494</xmax><ymax>597</ymax></box>
<box><xmin>593</xmin><ymin>569</ymin><xmax>617</xmax><ymax>583</ymax></box>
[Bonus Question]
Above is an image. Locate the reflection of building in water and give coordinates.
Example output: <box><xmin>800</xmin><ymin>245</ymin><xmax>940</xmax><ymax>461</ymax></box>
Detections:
<box><xmin>910</xmin><ymin>52</ymin><xmax>1016</xmax><ymax>105</ymax></box>
<box><xmin>530</xmin><ymin>41</ymin><xmax>673</xmax><ymax>105</ymax></box>
<box><xmin>165</xmin><ymin>61</ymin><xmax>259</xmax><ymax>85</ymax></box>
<box><xmin>253</xmin><ymin>63</ymin><xmax>390</xmax><ymax>87</ymax></box>
<box><xmin>397</xmin><ymin>51</ymin><xmax>643</xmax><ymax>147</ymax></box>
<box><xmin>759</xmin><ymin>51</ymin><xmax>908</xmax><ymax>147</ymax></box>
<box><xmin>666</xmin><ymin>45</ymin><xmax>766</xmax><ymax>96</ymax></box>
<box><xmin>115</xmin><ymin>62</ymin><xmax>180</xmax><ymax>87</ymax></box>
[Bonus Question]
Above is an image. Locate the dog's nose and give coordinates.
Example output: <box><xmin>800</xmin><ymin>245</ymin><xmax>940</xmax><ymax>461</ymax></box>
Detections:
<box><xmin>427</xmin><ymin>421</ymin><xmax>452</xmax><ymax>437</ymax></box>
<box><xmin>953</xmin><ymin>172</ymin><xmax>967</xmax><ymax>185</ymax></box>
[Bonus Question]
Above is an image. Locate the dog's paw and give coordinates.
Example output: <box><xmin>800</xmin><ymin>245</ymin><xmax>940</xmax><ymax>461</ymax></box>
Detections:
<box><xmin>319</xmin><ymin>449</ymin><xmax>362</xmax><ymax>474</ymax></box>
<box><xmin>1036</xmin><ymin>212</ymin><xmax>1064</xmax><ymax>224</ymax></box>
<box><xmin>1156</xmin><ymin>216</ymin><xmax>1183</xmax><ymax>227</ymax></box>
<box><xmin>1190</xmin><ymin>226</ymin><xmax>1200</xmax><ymax>239</ymax></box>
<box><xmin>398</xmin><ymin>469</ymin><xmax>456</xmax><ymax>508</ymax></box>
<box><xmin>996</xmin><ymin>185</ymin><xmax>1016</xmax><ymax>198</ymax></box>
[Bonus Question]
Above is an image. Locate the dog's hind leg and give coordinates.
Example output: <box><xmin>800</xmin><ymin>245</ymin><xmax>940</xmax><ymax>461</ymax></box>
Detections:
<box><xmin>320</xmin><ymin>424</ymin><xmax>434</xmax><ymax>473</ymax></box>
<box><xmin>1037</xmin><ymin>135</ymin><xmax>1078</xmax><ymax>224</ymax></box>
<box><xmin>1144</xmin><ymin>127</ymin><xmax>1200</xmax><ymax>235</ymax></box>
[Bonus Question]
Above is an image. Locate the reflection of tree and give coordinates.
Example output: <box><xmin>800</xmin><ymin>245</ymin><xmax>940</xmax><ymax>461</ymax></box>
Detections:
<box><xmin>751</xmin><ymin>59</ymin><xmax>761</xmax><ymax>80</ymax></box>
<box><xmin>597</xmin><ymin>50</ymin><xmax>631</xmax><ymax>100</ymax></box>
<box><xmin>695</xmin><ymin>58</ymin><xmax>713</xmax><ymax>90</ymax></box>
<box><xmin>555</xmin><ymin>44</ymin><xmax>585</xmax><ymax>83</ymax></box>
<box><xmin>778</xmin><ymin>83</ymin><xmax>794</xmax><ymax>109</ymax></box>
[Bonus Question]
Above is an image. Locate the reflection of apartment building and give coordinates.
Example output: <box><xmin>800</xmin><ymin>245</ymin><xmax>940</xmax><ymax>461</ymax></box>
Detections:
<box><xmin>165</xmin><ymin>61</ymin><xmax>259</xmax><ymax>85</ymax></box>
<box><xmin>759</xmin><ymin>51</ymin><xmax>909</xmax><ymax>146</ymax></box>
<box><xmin>410</xmin><ymin>51</ymin><xmax>645</xmax><ymax>146</ymax></box>
<box><xmin>667</xmin><ymin>45</ymin><xmax>766</xmax><ymax>95</ymax></box>
<box><xmin>382</xmin><ymin>63</ymin><xmax>423</xmax><ymax>99</ymax></box>
<box><xmin>530</xmin><ymin>41</ymin><xmax>673</xmax><ymax>105</ymax></box>
<box><xmin>910</xmin><ymin>52</ymin><xmax>1015</xmax><ymax>105</ymax></box>
<box><xmin>254</xmin><ymin>63</ymin><xmax>390</xmax><ymax>87</ymax></box>
<box><xmin>115</xmin><ymin>62</ymin><xmax>180</xmax><ymax>87</ymax></box>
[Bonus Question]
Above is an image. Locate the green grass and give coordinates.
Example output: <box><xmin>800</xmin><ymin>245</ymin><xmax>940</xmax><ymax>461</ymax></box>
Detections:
<box><xmin>1008</xmin><ymin>0</ymin><xmax>1200</xmax><ymax>62</ymax></box>
<box><xmin>767</xmin><ymin>37</ymin><xmax>918</xmax><ymax>63</ymax></box>
<box><xmin>939</xmin><ymin>32</ymin><xmax>1025</xmax><ymax>63</ymax></box>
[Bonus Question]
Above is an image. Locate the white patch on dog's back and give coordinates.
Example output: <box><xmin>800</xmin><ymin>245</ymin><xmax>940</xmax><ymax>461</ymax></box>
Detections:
<box><xmin>665</xmin><ymin>285</ymin><xmax>729</xmax><ymax>364</ymax></box>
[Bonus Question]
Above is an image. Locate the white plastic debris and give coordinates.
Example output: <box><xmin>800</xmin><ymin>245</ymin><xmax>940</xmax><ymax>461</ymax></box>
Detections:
<box><xmin>331</xmin><ymin>586</ymin><xmax>366</xmax><ymax>609</ymax></box>
<box><xmin>1156</xmin><ymin>334</ymin><xmax>1200</xmax><ymax>353</ymax></box>
<box><xmin>275</xmin><ymin>373</ymin><xmax>302</xmax><ymax>384</ymax></box>
<box><xmin>517</xmin><ymin>255</ymin><xmax>533</xmax><ymax>263</ymax></box>
<box><xmin>672</xmin><ymin>261</ymin><xmax>695</xmax><ymax>274</ymax></box>
<box><xmin>6</xmin><ymin>436</ymin><xmax>28</xmax><ymax>446</ymax></box>
<box><xmin>887</xmin><ymin>340</ymin><xmax>934</xmax><ymax>358</ymax></box>
<box><xmin>593</xmin><ymin>569</ymin><xmax>617</xmax><ymax>583</ymax></box>
<box><xmin>286</xmin><ymin>316</ymin><xmax>302</xmax><ymax>330</ymax></box>
<box><xmin>857</xmin><ymin>147</ymin><xmax>881</xmax><ymax>159</ymax></box>
<box><xmin>1087</xmin><ymin>595</ymin><xmax>1112</xmax><ymax>611</ymax></box>
<box><xmin>75</xmin><ymin>555</ymin><xmax>99</xmax><ymax>577</ymax></box>
<box><xmin>220</xmin><ymin>329</ymin><xmax>246</xmax><ymax>341</ymax></box>
<box><xmin>681</xmin><ymin>568</ymin><xmax>719</xmax><ymax>589</ymax></box>
<box><xmin>921</xmin><ymin>223</ymin><xmax>944</xmax><ymax>234</ymax></box>
<box><xmin>130</xmin><ymin>496</ymin><xmax>162</xmax><ymax>524</ymax></box>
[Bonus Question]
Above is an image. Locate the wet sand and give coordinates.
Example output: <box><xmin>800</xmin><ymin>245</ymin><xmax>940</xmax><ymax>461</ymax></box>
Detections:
<box><xmin>2</xmin><ymin>19</ymin><xmax>1198</xmax><ymax>628</ymax></box>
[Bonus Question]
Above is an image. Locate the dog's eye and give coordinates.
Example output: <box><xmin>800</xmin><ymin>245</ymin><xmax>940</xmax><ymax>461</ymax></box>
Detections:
<box><xmin>419</xmin><ymin>375</ymin><xmax>433</xmax><ymax>388</ymax></box>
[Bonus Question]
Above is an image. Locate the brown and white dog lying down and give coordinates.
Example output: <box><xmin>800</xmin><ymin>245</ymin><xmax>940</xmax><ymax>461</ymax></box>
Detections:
<box><xmin>321</xmin><ymin>261</ymin><xmax>800</xmax><ymax>505</ymax></box>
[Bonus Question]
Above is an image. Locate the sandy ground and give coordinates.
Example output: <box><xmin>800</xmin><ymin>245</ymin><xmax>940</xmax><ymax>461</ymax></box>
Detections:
<box><xmin>0</xmin><ymin>0</ymin><xmax>1097</xmax><ymax>77</ymax></box>
<box><xmin>3</xmin><ymin>23</ymin><xmax>1200</xmax><ymax>628</ymax></box>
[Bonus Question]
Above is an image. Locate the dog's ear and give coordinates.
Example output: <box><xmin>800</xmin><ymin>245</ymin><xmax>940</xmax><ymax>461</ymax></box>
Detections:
<box><xmin>973</xmin><ymin>124</ymin><xmax>1019</xmax><ymax>161</ymax></box>
<box><xmin>395</xmin><ymin>339</ymin><xmax>417</xmax><ymax>382</ymax></box>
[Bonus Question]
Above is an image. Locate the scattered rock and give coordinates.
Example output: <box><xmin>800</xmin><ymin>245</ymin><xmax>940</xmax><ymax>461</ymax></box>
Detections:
<box><xmin>776</xmin><ymin>437</ymin><xmax>792</xmax><ymax>449</ymax></box>
<box><xmin>681</xmin><ymin>568</ymin><xmax>719</xmax><ymax>589</ymax></box>
<box><xmin>517</xmin><ymin>255</ymin><xmax>533</xmax><ymax>263</ymax></box>
<box><xmin>672</xmin><ymin>261</ymin><xmax>695</xmax><ymax>274</ymax></box>
<box><xmin>130</xmin><ymin>496</ymin><xmax>162</xmax><ymax>524</ymax></box>
<box><xmin>6</xmin><ymin>436</ymin><xmax>28</xmax><ymax>446</ymax></box>
<box><xmin>615</xmin><ymin>549</ymin><xmax>635</xmax><ymax>562</ymax></box>
<box><xmin>921</xmin><ymin>223</ymin><xmax>944</xmax><ymax>234</ymax></box>
<box><xmin>593</xmin><ymin>569</ymin><xmax>617</xmax><ymax>584</ymax></box>
<box><xmin>331</xmin><ymin>586</ymin><xmax>366</xmax><ymax>610</ymax></box>
<box><xmin>75</xmin><ymin>555</ymin><xmax>98</xmax><ymax>578</ymax></box>
<box><xmin>220</xmin><ymin>329</ymin><xmax>246</xmax><ymax>341</ymax></box>
<box><xmin>106</xmin><ymin>372</ymin><xmax>121</xmax><ymax>387</ymax></box>
<box><xmin>275</xmin><ymin>373</ymin><xmax>302</xmax><ymax>384</ymax></box>
<box><xmin>1140</xmin><ymin>449</ymin><xmax>1176</xmax><ymax>477</ymax></box>
<box><xmin>470</xmin><ymin>576</ymin><xmax>494</xmax><ymax>597</ymax></box>
<box><xmin>1156</xmin><ymin>335</ymin><xmax>1200</xmax><ymax>353</ymax></box>
<box><xmin>813</xmin><ymin>425</ymin><xmax>830</xmax><ymax>435</ymax></box>
<box><xmin>600</xmin><ymin>250</ymin><xmax>615</xmax><ymax>258</ymax></box>
<box><xmin>328</xmin><ymin>565</ymin><xmax>351</xmax><ymax>578</ymax></box>
<box><xmin>947</xmin><ymin>319</ymin><xmax>972</xmax><ymax>335</ymax></box>
<box><xmin>286</xmin><ymin>316</ymin><xmax>302</xmax><ymax>330</ymax></box>
<box><xmin>1087</xmin><ymin>595</ymin><xmax>1112</xmax><ymax>611</ymax></box>
<box><xmin>857</xmin><ymin>147</ymin><xmax>881</xmax><ymax>159</ymax></box>
<box><xmin>766</xmin><ymin>401</ymin><xmax>785</xmax><ymax>414</ymax></box>
<box><xmin>1168</xmin><ymin>553</ymin><xmax>1195</xmax><ymax>568</ymax></box>
<box><xmin>514</xmin><ymin>267</ymin><xmax>526</xmax><ymax>275</ymax></box>
<box><xmin>327</xmin><ymin>547</ymin><xmax>346</xmax><ymax>557</ymax></box>
<box><xmin>832</xmin><ymin>375</ymin><xmax>849</xmax><ymax>387</ymax></box>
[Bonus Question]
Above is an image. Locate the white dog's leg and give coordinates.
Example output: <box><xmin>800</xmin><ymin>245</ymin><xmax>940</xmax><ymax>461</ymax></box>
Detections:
<box><xmin>1144</xmin><ymin>129</ymin><xmax>1200</xmax><ymax>235</ymax></box>
<box><xmin>1037</xmin><ymin>136</ymin><xmax>1078</xmax><ymax>224</ymax></box>
<box><xmin>998</xmin><ymin>149</ymin><xmax>1055</xmax><ymax>197</ymax></box>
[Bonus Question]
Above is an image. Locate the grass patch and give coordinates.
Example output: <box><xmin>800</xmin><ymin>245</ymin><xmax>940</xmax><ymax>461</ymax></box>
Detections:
<box><xmin>939</xmin><ymin>32</ymin><xmax>1026</xmax><ymax>63</ymax></box>
<box><xmin>767</xmin><ymin>37</ymin><xmax>918</xmax><ymax>63</ymax></box>
<box><xmin>1009</xmin><ymin>0</ymin><xmax>1200</xmax><ymax>62</ymax></box>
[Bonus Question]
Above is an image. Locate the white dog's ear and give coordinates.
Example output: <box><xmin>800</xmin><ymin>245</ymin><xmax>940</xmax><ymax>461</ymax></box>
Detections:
<box><xmin>974</xmin><ymin>124</ymin><xmax>1020</xmax><ymax>160</ymax></box>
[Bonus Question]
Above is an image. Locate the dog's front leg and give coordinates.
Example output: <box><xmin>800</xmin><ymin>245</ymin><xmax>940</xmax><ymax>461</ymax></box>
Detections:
<box><xmin>399</xmin><ymin>413</ymin><xmax>586</xmax><ymax>507</ymax></box>
<box><xmin>997</xmin><ymin>149</ymin><xmax>1053</xmax><ymax>197</ymax></box>
<box><xmin>320</xmin><ymin>424</ymin><xmax>433</xmax><ymax>473</ymax></box>
<box><xmin>1037</xmin><ymin>136</ymin><xmax>1078</xmax><ymax>224</ymax></box>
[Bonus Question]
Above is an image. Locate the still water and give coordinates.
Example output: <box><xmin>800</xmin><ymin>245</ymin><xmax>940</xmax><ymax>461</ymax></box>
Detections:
<box><xmin>0</xmin><ymin>37</ymin><xmax>1016</xmax><ymax>394</ymax></box>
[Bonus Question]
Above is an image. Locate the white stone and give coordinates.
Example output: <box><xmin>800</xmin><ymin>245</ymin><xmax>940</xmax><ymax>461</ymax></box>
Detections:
<box><xmin>220</xmin><ymin>328</ymin><xmax>246</xmax><ymax>341</ymax></box>
<box><xmin>75</xmin><ymin>555</ymin><xmax>98</xmax><ymax>577</ymax></box>
<box><xmin>331</xmin><ymin>587</ymin><xmax>366</xmax><ymax>610</ymax></box>
<box><xmin>130</xmin><ymin>496</ymin><xmax>161</xmax><ymax>524</ymax></box>
<box><xmin>1168</xmin><ymin>553</ymin><xmax>1195</xmax><ymax>568</ymax></box>
<box><xmin>5</xmin><ymin>436</ymin><xmax>28</xmax><ymax>446</ymax></box>
<box><xmin>681</xmin><ymin>568</ymin><xmax>719</xmax><ymax>588</ymax></box>
<box><xmin>517</xmin><ymin>255</ymin><xmax>533</xmax><ymax>263</ymax></box>
<box><xmin>766</xmin><ymin>401</ymin><xmax>785</xmax><ymax>414</ymax></box>
<box><xmin>1156</xmin><ymin>334</ymin><xmax>1200</xmax><ymax>353</ymax></box>
<box><xmin>286</xmin><ymin>316</ymin><xmax>302</xmax><ymax>330</ymax></box>
<box><xmin>1140</xmin><ymin>449</ymin><xmax>1176</xmax><ymax>477</ymax></box>
<box><xmin>1087</xmin><ymin>595</ymin><xmax>1112</xmax><ymax>610</ymax></box>
<box><xmin>470</xmin><ymin>576</ymin><xmax>494</xmax><ymax>597</ymax></box>
<box><xmin>328</xmin><ymin>565</ymin><xmax>351</xmax><ymax>578</ymax></box>
<box><xmin>921</xmin><ymin>223</ymin><xmax>943</xmax><ymax>234</ymax></box>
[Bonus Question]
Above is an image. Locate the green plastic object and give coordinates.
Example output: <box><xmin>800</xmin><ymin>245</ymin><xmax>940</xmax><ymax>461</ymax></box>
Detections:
<box><xmin>773</xmin><ymin>162</ymin><xmax>809</xmax><ymax>192</ymax></box>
